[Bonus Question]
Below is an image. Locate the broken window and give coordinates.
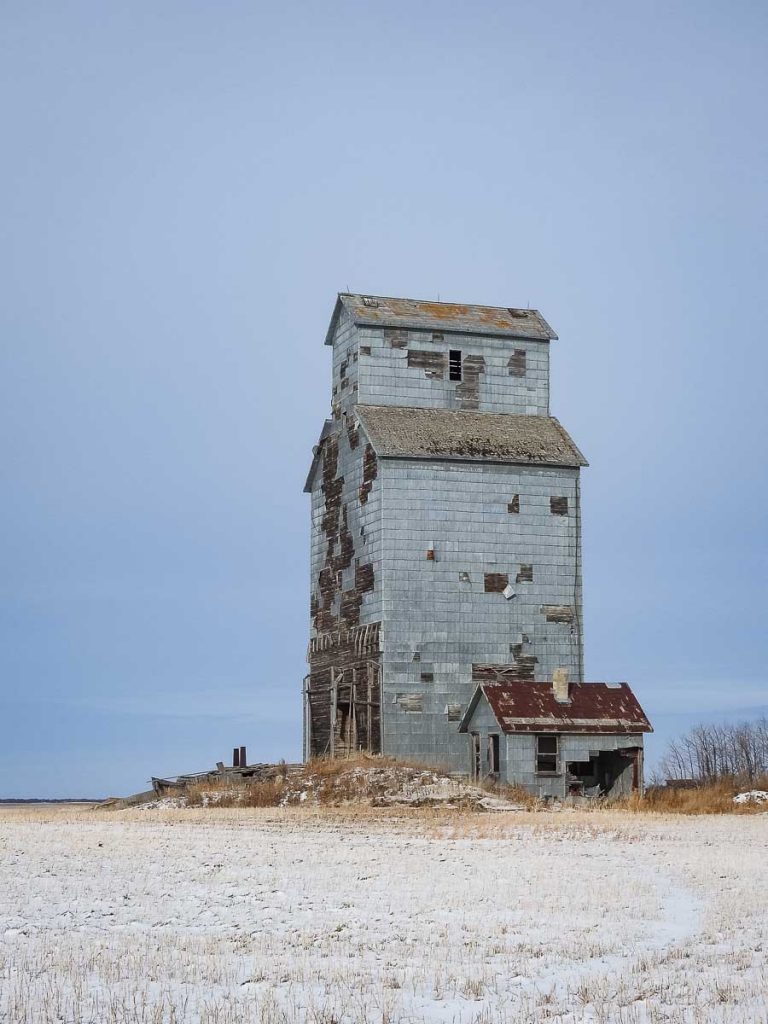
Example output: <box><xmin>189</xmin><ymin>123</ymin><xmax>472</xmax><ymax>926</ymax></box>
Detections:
<box><xmin>536</xmin><ymin>735</ymin><xmax>559</xmax><ymax>774</ymax></box>
<box><xmin>449</xmin><ymin>349</ymin><xmax>462</xmax><ymax>382</ymax></box>
<box><xmin>550</xmin><ymin>496</ymin><xmax>568</xmax><ymax>515</ymax></box>
<box><xmin>516</xmin><ymin>564</ymin><xmax>533</xmax><ymax>583</ymax></box>
<box><xmin>488</xmin><ymin>734</ymin><xmax>500</xmax><ymax>774</ymax></box>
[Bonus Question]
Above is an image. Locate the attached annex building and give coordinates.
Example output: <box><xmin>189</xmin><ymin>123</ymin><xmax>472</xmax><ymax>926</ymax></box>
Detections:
<box><xmin>304</xmin><ymin>293</ymin><xmax>651</xmax><ymax>796</ymax></box>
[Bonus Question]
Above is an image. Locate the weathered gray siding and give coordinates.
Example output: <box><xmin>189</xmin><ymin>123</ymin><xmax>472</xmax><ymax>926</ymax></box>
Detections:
<box><xmin>505</xmin><ymin>733</ymin><xmax>643</xmax><ymax>798</ymax></box>
<box><xmin>306</xmin><ymin>296</ymin><xmax>588</xmax><ymax>772</ymax></box>
<box><xmin>462</xmin><ymin>698</ymin><xmax>507</xmax><ymax>780</ymax></box>
<box><xmin>357</xmin><ymin>327</ymin><xmax>549</xmax><ymax>414</ymax></box>
<box><xmin>376</xmin><ymin>456</ymin><xmax>582</xmax><ymax>770</ymax></box>
<box><xmin>306</xmin><ymin>314</ymin><xmax>383</xmax><ymax>755</ymax></box>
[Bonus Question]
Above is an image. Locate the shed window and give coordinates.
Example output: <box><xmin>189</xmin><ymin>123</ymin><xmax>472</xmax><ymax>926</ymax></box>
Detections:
<box><xmin>488</xmin><ymin>734</ymin><xmax>500</xmax><ymax>774</ymax></box>
<box><xmin>536</xmin><ymin>735</ymin><xmax>559</xmax><ymax>774</ymax></box>
<box><xmin>449</xmin><ymin>350</ymin><xmax>462</xmax><ymax>382</ymax></box>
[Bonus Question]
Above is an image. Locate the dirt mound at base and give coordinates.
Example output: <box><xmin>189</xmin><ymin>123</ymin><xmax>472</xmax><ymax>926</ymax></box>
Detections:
<box><xmin>134</xmin><ymin>757</ymin><xmax>527</xmax><ymax>812</ymax></box>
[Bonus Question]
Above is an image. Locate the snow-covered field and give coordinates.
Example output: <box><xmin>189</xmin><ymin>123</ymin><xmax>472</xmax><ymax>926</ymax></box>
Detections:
<box><xmin>1</xmin><ymin>806</ymin><xmax>766</xmax><ymax>1023</ymax></box>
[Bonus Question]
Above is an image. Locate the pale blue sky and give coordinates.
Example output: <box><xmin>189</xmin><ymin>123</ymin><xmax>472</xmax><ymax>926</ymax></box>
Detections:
<box><xmin>1</xmin><ymin>1</ymin><xmax>766</xmax><ymax>796</ymax></box>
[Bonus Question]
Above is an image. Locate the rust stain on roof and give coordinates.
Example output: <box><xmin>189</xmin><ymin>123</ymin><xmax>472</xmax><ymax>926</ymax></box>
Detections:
<box><xmin>325</xmin><ymin>293</ymin><xmax>557</xmax><ymax>343</ymax></box>
<box><xmin>466</xmin><ymin>675</ymin><xmax>652</xmax><ymax>734</ymax></box>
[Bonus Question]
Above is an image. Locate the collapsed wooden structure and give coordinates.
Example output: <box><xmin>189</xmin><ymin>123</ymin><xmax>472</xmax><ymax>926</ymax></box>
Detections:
<box><xmin>151</xmin><ymin>753</ymin><xmax>302</xmax><ymax>795</ymax></box>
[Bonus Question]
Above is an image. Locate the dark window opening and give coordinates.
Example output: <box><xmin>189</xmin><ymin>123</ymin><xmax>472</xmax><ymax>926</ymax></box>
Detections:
<box><xmin>550</xmin><ymin>496</ymin><xmax>569</xmax><ymax>515</ymax></box>
<box><xmin>488</xmin><ymin>734</ymin><xmax>500</xmax><ymax>774</ymax></box>
<box><xmin>536</xmin><ymin>734</ymin><xmax>559</xmax><ymax>774</ymax></box>
<box><xmin>508</xmin><ymin>494</ymin><xmax>520</xmax><ymax>513</ymax></box>
<box><xmin>449</xmin><ymin>349</ymin><xmax>462</xmax><ymax>382</ymax></box>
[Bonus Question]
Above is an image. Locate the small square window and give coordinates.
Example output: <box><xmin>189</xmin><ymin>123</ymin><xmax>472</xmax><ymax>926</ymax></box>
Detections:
<box><xmin>536</xmin><ymin>734</ymin><xmax>559</xmax><ymax>774</ymax></box>
<box><xmin>449</xmin><ymin>350</ymin><xmax>462</xmax><ymax>382</ymax></box>
<box><xmin>550</xmin><ymin>496</ymin><xmax>569</xmax><ymax>516</ymax></box>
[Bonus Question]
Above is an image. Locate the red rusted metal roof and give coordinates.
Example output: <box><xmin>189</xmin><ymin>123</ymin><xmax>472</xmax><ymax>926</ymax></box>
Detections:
<box><xmin>463</xmin><ymin>677</ymin><xmax>652</xmax><ymax>734</ymax></box>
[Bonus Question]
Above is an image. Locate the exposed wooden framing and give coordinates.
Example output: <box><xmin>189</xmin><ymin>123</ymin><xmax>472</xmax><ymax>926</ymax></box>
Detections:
<box><xmin>329</xmin><ymin>668</ymin><xmax>340</xmax><ymax>758</ymax></box>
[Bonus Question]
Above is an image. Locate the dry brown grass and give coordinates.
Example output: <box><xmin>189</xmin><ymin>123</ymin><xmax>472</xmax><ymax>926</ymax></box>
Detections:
<box><xmin>476</xmin><ymin>777</ymin><xmax>539</xmax><ymax>809</ymax></box>
<box><xmin>613</xmin><ymin>776</ymin><xmax>768</xmax><ymax>815</ymax></box>
<box><xmin>182</xmin><ymin>754</ymin><xmax>459</xmax><ymax>809</ymax></box>
<box><xmin>184</xmin><ymin>777</ymin><xmax>284</xmax><ymax>808</ymax></box>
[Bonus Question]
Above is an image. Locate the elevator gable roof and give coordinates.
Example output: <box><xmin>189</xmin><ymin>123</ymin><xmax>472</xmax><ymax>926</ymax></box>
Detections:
<box><xmin>356</xmin><ymin>405</ymin><xmax>587</xmax><ymax>467</ymax></box>
<box><xmin>325</xmin><ymin>293</ymin><xmax>557</xmax><ymax>344</ymax></box>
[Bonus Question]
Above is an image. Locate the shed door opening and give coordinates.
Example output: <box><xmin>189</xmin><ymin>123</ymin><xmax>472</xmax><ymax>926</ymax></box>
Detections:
<box><xmin>488</xmin><ymin>734</ymin><xmax>500</xmax><ymax>775</ymax></box>
<box><xmin>449</xmin><ymin>350</ymin><xmax>462</xmax><ymax>382</ymax></box>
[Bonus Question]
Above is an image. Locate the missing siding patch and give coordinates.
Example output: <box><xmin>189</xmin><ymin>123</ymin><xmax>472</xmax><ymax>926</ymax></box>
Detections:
<box><xmin>408</xmin><ymin>349</ymin><xmax>447</xmax><ymax>378</ymax></box>
<box><xmin>508</xmin><ymin>494</ymin><xmax>520</xmax><ymax>514</ymax></box>
<box><xmin>508</xmin><ymin>350</ymin><xmax>527</xmax><ymax>377</ymax></box>
<box><xmin>397</xmin><ymin>693</ymin><xmax>424</xmax><ymax>713</ymax></box>
<box><xmin>360</xmin><ymin>345</ymin><xmax>371</xmax><ymax>356</ymax></box>
<box><xmin>412</xmin><ymin>652</ymin><xmax>421</xmax><ymax>662</ymax></box>
<box><xmin>359</xmin><ymin>445</ymin><xmax>377</xmax><ymax>504</ymax></box>
<box><xmin>355</xmin><ymin>563</ymin><xmax>375</xmax><ymax>593</ymax></box>
<box><xmin>384</xmin><ymin>327</ymin><xmax>407</xmax><ymax>348</ymax></box>
<box><xmin>459</xmin><ymin>571</ymin><xmax>471</xmax><ymax>583</ymax></box>
<box><xmin>541</xmin><ymin>604</ymin><xmax>575</xmax><ymax>623</ymax></box>
<box><xmin>455</xmin><ymin>354</ymin><xmax>485</xmax><ymax>410</ymax></box>
<box><xmin>516</xmin><ymin>564</ymin><xmax>533</xmax><ymax>583</ymax></box>
<box><xmin>484</xmin><ymin>572</ymin><xmax>509</xmax><ymax>593</ymax></box>
<box><xmin>550</xmin><ymin>496</ymin><xmax>569</xmax><ymax>515</ymax></box>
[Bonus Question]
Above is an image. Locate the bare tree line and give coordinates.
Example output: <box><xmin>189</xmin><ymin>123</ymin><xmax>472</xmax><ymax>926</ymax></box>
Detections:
<box><xmin>659</xmin><ymin>717</ymin><xmax>768</xmax><ymax>784</ymax></box>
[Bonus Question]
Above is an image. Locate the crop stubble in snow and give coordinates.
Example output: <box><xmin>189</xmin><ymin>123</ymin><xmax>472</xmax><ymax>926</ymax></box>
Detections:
<box><xmin>0</xmin><ymin>807</ymin><xmax>766</xmax><ymax>1023</ymax></box>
